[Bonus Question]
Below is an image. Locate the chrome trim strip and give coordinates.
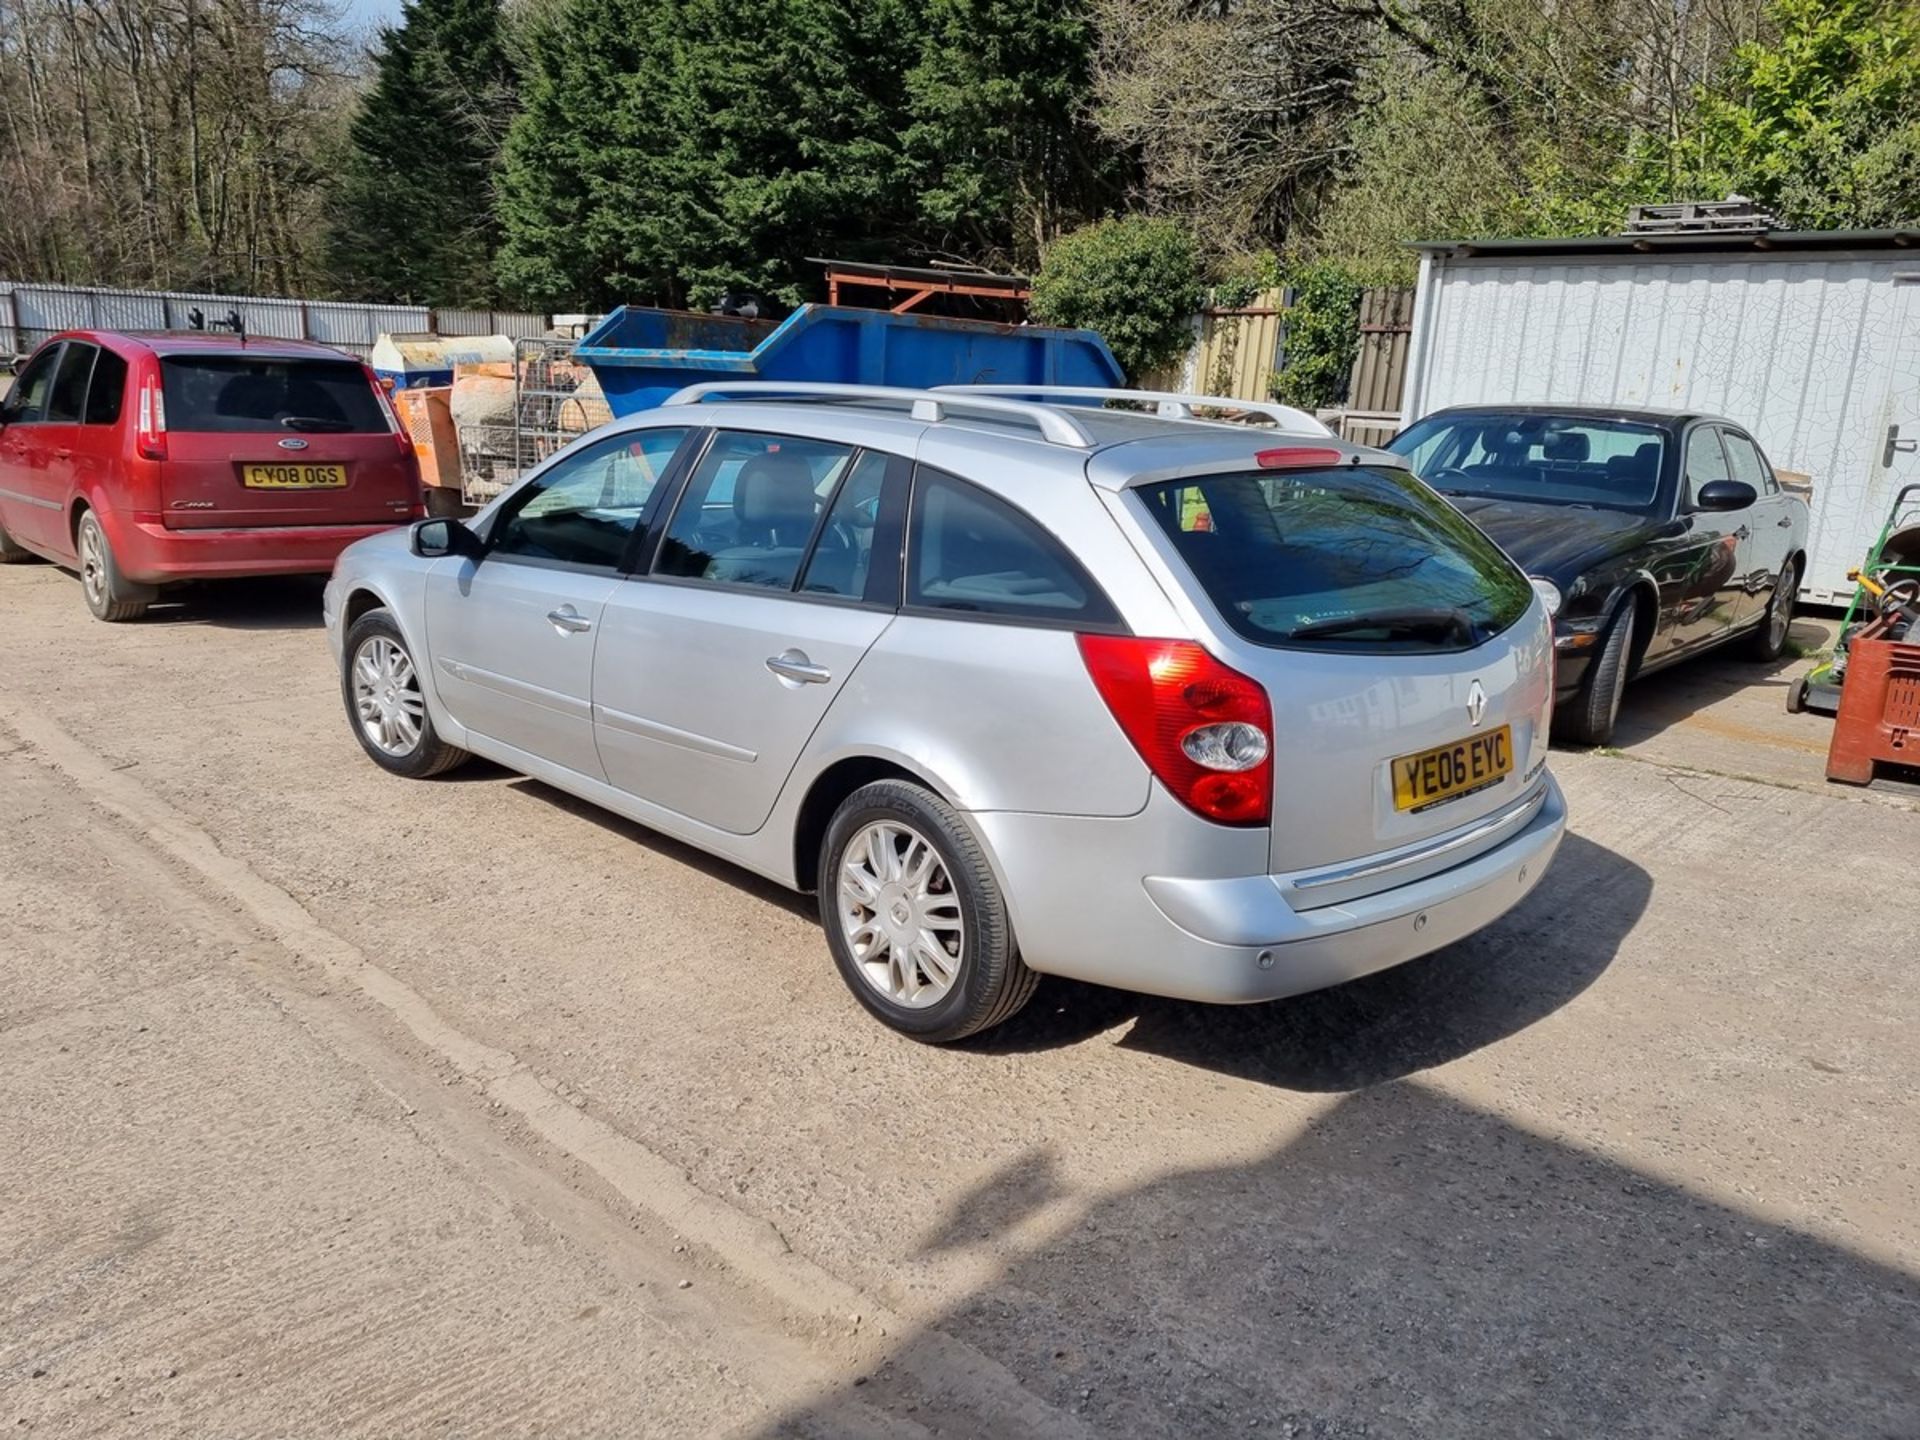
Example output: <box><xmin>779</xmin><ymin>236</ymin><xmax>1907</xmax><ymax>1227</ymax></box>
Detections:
<box><xmin>0</xmin><ymin>485</ymin><xmax>59</xmax><ymax>510</ymax></box>
<box><xmin>592</xmin><ymin>703</ymin><xmax>758</xmax><ymax>764</ymax></box>
<box><xmin>435</xmin><ymin>656</ymin><xmax>593</xmax><ymax>722</ymax></box>
<box><xmin>1291</xmin><ymin>783</ymin><xmax>1549</xmax><ymax>892</ymax></box>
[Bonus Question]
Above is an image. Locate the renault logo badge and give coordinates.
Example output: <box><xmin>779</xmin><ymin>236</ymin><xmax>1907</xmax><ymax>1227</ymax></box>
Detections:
<box><xmin>1466</xmin><ymin>680</ymin><xmax>1487</xmax><ymax>728</ymax></box>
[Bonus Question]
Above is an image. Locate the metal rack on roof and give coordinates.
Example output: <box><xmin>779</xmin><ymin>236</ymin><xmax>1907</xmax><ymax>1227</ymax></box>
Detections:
<box><xmin>660</xmin><ymin>381</ymin><xmax>1098</xmax><ymax>447</ymax></box>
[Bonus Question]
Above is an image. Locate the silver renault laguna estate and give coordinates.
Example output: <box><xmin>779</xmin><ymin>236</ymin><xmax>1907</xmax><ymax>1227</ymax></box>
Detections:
<box><xmin>324</xmin><ymin>383</ymin><xmax>1566</xmax><ymax>1041</ymax></box>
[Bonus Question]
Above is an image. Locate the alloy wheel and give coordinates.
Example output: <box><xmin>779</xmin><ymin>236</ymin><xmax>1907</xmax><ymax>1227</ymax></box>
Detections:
<box><xmin>79</xmin><ymin>520</ymin><xmax>105</xmax><ymax>610</ymax></box>
<box><xmin>836</xmin><ymin>821</ymin><xmax>966</xmax><ymax>1008</ymax></box>
<box><xmin>352</xmin><ymin>635</ymin><xmax>426</xmax><ymax>756</ymax></box>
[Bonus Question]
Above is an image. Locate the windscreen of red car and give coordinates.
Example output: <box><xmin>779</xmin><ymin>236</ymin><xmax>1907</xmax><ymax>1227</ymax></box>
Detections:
<box><xmin>1136</xmin><ymin>466</ymin><xmax>1534</xmax><ymax>652</ymax></box>
<box><xmin>160</xmin><ymin>357</ymin><xmax>387</xmax><ymax>434</ymax></box>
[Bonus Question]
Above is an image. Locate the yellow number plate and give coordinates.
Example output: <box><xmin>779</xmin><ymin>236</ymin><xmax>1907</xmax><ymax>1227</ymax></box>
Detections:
<box><xmin>1391</xmin><ymin>725</ymin><xmax>1513</xmax><ymax>813</ymax></box>
<box><xmin>242</xmin><ymin>463</ymin><xmax>348</xmax><ymax>490</ymax></box>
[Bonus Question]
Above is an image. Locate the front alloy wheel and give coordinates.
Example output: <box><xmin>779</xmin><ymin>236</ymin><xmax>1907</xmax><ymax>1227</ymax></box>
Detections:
<box><xmin>339</xmin><ymin>607</ymin><xmax>469</xmax><ymax>778</ymax></box>
<box><xmin>352</xmin><ymin>634</ymin><xmax>426</xmax><ymax>757</ymax></box>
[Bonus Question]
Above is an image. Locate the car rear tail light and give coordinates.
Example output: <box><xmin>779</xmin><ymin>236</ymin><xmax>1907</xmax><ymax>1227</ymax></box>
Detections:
<box><xmin>135</xmin><ymin>372</ymin><xmax>167</xmax><ymax>460</ymax></box>
<box><xmin>368</xmin><ymin>366</ymin><xmax>415</xmax><ymax>460</ymax></box>
<box><xmin>1077</xmin><ymin>635</ymin><xmax>1273</xmax><ymax>826</ymax></box>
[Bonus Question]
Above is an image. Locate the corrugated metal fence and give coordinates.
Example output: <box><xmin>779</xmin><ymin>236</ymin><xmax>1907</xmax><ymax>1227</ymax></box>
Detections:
<box><xmin>0</xmin><ymin>281</ymin><xmax>550</xmax><ymax>359</ymax></box>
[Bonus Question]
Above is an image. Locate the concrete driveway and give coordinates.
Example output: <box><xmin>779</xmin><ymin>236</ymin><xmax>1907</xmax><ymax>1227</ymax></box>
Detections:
<box><xmin>1</xmin><ymin>565</ymin><xmax>1915</xmax><ymax>1438</ymax></box>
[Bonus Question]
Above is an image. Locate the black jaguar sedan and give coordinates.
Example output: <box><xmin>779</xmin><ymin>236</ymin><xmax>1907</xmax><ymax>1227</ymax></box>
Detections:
<box><xmin>1389</xmin><ymin>405</ymin><xmax>1810</xmax><ymax>745</ymax></box>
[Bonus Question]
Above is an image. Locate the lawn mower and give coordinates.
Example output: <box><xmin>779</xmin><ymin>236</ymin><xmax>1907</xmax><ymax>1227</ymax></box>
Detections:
<box><xmin>1787</xmin><ymin>482</ymin><xmax>1920</xmax><ymax>716</ymax></box>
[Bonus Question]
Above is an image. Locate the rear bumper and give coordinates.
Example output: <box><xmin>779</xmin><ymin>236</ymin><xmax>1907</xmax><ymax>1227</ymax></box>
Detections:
<box><xmin>107</xmin><ymin>514</ymin><xmax>408</xmax><ymax>584</ymax></box>
<box><xmin>974</xmin><ymin>773</ymin><xmax>1567</xmax><ymax>1005</ymax></box>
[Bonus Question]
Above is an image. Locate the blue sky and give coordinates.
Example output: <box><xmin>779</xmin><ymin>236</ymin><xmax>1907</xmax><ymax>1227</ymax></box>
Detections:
<box><xmin>340</xmin><ymin>0</ymin><xmax>405</xmax><ymax>33</ymax></box>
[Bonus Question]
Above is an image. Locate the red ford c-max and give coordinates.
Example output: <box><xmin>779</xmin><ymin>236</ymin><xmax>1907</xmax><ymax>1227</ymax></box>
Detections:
<box><xmin>0</xmin><ymin>330</ymin><xmax>423</xmax><ymax>620</ymax></box>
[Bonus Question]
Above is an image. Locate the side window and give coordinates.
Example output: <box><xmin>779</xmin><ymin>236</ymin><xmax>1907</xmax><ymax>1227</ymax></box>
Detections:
<box><xmin>907</xmin><ymin>468</ymin><xmax>1117</xmax><ymax>626</ymax></box>
<box><xmin>1683</xmin><ymin>426</ymin><xmax>1731</xmax><ymax>508</ymax></box>
<box><xmin>655</xmin><ymin>431</ymin><xmax>855</xmax><ymax>590</ymax></box>
<box><xmin>797</xmin><ymin>450</ymin><xmax>894</xmax><ymax>601</ymax></box>
<box><xmin>84</xmin><ymin>350</ymin><xmax>129</xmax><ymax>426</ymax></box>
<box><xmin>491</xmin><ymin>427</ymin><xmax>688</xmax><ymax>569</ymax></box>
<box><xmin>1721</xmin><ymin>430</ymin><xmax>1775</xmax><ymax>494</ymax></box>
<box><xmin>2</xmin><ymin>346</ymin><xmax>63</xmax><ymax>424</ymax></box>
<box><xmin>45</xmin><ymin>343</ymin><xmax>96</xmax><ymax>424</ymax></box>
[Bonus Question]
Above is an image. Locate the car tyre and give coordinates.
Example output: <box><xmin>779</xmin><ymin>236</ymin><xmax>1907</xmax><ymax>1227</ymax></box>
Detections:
<box><xmin>1557</xmin><ymin>600</ymin><xmax>1635</xmax><ymax>746</ymax></box>
<box><xmin>341</xmin><ymin>607</ymin><xmax>470</xmax><ymax>778</ymax></box>
<box><xmin>819</xmin><ymin>779</ymin><xmax>1037</xmax><ymax>1043</ymax></box>
<box><xmin>1748</xmin><ymin>558</ymin><xmax>1799</xmax><ymax>661</ymax></box>
<box><xmin>76</xmin><ymin>510</ymin><xmax>151</xmax><ymax>622</ymax></box>
<box><xmin>0</xmin><ymin>516</ymin><xmax>38</xmax><ymax>564</ymax></box>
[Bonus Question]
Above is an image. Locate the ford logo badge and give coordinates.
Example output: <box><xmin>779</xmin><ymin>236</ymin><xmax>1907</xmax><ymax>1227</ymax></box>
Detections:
<box><xmin>277</xmin><ymin>437</ymin><xmax>310</xmax><ymax>451</ymax></box>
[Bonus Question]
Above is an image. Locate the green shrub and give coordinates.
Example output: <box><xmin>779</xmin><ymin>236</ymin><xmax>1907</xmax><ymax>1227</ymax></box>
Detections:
<box><xmin>1271</xmin><ymin>262</ymin><xmax>1365</xmax><ymax>411</ymax></box>
<box><xmin>1030</xmin><ymin>217</ymin><xmax>1205</xmax><ymax>379</ymax></box>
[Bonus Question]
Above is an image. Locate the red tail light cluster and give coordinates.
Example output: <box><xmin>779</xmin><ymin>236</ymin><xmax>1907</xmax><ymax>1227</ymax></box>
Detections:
<box><xmin>135</xmin><ymin>370</ymin><xmax>167</xmax><ymax>461</ymax></box>
<box><xmin>1077</xmin><ymin>635</ymin><xmax>1273</xmax><ymax>826</ymax></box>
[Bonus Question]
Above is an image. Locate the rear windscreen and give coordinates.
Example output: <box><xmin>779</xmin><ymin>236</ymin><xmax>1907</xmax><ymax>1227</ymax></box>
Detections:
<box><xmin>160</xmin><ymin>357</ymin><xmax>387</xmax><ymax>435</ymax></box>
<box><xmin>1136</xmin><ymin>466</ymin><xmax>1534</xmax><ymax>652</ymax></box>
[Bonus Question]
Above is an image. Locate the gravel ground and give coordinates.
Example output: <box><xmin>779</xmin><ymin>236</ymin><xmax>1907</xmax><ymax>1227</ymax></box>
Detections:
<box><xmin>1</xmin><ymin>564</ymin><xmax>1915</xmax><ymax>1439</ymax></box>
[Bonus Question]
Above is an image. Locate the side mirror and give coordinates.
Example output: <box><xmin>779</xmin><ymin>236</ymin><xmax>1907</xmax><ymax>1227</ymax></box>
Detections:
<box><xmin>410</xmin><ymin>518</ymin><xmax>479</xmax><ymax>558</ymax></box>
<box><xmin>1694</xmin><ymin>479</ymin><xmax>1757</xmax><ymax>512</ymax></box>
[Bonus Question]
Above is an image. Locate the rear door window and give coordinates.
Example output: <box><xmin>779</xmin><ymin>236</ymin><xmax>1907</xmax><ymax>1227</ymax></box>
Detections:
<box><xmin>45</xmin><ymin>343</ymin><xmax>96</xmax><ymax>424</ymax></box>
<box><xmin>160</xmin><ymin>356</ymin><xmax>388</xmax><ymax>434</ymax></box>
<box><xmin>907</xmin><ymin>468</ymin><xmax>1117</xmax><ymax>626</ymax></box>
<box><xmin>1136</xmin><ymin>465</ymin><xmax>1533</xmax><ymax>652</ymax></box>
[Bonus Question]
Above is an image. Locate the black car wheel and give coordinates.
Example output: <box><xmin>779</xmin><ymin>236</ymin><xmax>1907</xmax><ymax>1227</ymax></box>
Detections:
<box><xmin>1747</xmin><ymin>558</ymin><xmax>1799</xmax><ymax>661</ymax></box>
<box><xmin>1556</xmin><ymin>601</ymin><xmax>1635</xmax><ymax>746</ymax></box>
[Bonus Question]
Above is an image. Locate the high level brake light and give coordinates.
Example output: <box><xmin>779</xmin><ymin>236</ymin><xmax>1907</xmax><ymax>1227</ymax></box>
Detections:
<box><xmin>1077</xmin><ymin>635</ymin><xmax>1273</xmax><ymax>825</ymax></box>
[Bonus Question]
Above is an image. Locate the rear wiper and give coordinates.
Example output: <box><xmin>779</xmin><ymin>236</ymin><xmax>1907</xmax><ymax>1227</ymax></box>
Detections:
<box><xmin>281</xmin><ymin>415</ymin><xmax>353</xmax><ymax>433</ymax></box>
<box><xmin>1288</xmin><ymin>606</ymin><xmax>1474</xmax><ymax>642</ymax></box>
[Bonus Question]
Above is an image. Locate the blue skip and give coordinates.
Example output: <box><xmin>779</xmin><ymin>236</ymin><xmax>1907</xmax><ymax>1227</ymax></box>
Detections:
<box><xmin>575</xmin><ymin>304</ymin><xmax>1123</xmax><ymax>418</ymax></box>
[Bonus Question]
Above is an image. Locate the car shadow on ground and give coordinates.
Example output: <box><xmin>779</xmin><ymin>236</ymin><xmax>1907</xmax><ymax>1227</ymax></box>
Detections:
<box><xmin>969</xmin><ymin>833</ymin><xmax>1649</xmax><ymax>1093</ymax></box>
<box><xmin>754</xmin><ymin>1079</ymin><xmax>1918</xmax><ymax>1438</ymax></box>
<box><xmin>499</xmin><ymin>773</ymin><xmax>820</xmax><ymax>920</ymax></box>
<box><xmin>1576</xmin><ymin>615</ymin><xmax>1832</xmax><ymax>751</ymax></box>
<box><xmin>132</xmin><ymin>575</ymin><xmax>329</xmax><ymax>631</ymax></box>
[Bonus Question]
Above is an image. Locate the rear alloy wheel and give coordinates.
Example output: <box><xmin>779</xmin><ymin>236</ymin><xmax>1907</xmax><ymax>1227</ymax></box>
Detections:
<box><xmin>1748</xmin><ymin>559</ymin><xmax>1799</xmax><ymax>661</ymax></box>
<box><xmin>820</xmin><ymin>780</ymin><xmax>1036</xmax><ymax>1043</ymax></box>
<box><xmin>1556</xmin><ymin>600</ymin><xmax>1635</xmax><ymax>746</ymax></box>
<box><xmin>341</xmin><ymin>608</ymin><xmax>469</xmax><ymax>778</ymax></box>
<box><xmin>76</xmin><ymin>511</ymin><xmax>151</xmax><ymax>622</ymax></box>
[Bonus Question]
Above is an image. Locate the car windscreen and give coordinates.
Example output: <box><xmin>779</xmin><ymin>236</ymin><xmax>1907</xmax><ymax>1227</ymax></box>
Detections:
<box><xmin>1135</xmin><ymin>466</ymin><xmax>1534</xmax><ymax>653</ymax></box>
<box><xmin>1389</xmin><ymin>413</ymin><xmax>1666</xmax><ymax>510</ymax></box>
<box><xmin>160</xmin><ymin>356</ymin><xmax>388</xmax><ymax>435</ymax></box>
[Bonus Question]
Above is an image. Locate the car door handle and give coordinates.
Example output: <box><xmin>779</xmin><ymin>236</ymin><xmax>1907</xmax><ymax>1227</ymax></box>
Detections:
<box><xmin>1734</xmin><ymin>525</ymin><xmax>1751</xmax><ymax>540</ymax></box>
<box><xmin>546</xmin><ymin>605</ymin><xmax>593</xmax><ymax>635</ymax></box>
<box><xmin>51</xmin><ymin>447</ymin><xmax>70</xmax><ymax>459</ymax></box>
<box><xmin>1777</xmin><ymin>516</ymin><xmax>1794</xmax><ymax>528</ymax></box>
<box><xmin>765</xmin><ymin>649</ymin><xmax>831</xmax><ymax>685</ymax></box>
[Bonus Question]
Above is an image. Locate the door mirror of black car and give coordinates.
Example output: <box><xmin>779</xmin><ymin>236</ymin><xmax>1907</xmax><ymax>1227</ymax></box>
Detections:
<box><xmin>410</xmin><ymin>517</ymin><xmax>479</xmax><ymax>558</ymax></box>
<box><xmin>1693</xmin><ymin>479</ymin><xmax>1757</xmax><ymax>513</ymax></box>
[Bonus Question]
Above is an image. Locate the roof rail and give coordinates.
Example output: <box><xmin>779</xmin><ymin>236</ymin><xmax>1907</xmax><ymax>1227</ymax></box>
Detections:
<box><xmin>936</xmin><ymin>385</ymin><xmax>1336</xmax><ymax>438</ymax></box>
<box><xmin>659</xmin><ymin>381</ymin><xmax>1095</xmax><ymax>447</ymax></box>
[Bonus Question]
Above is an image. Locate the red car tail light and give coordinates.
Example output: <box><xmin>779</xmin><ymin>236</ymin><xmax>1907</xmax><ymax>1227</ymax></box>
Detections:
<box><xmin>368</xmin><ymin>365</ymin><xmax>415</xmax><ymax>461</ymax></box>
<box><xmin>1077</xmin><ymin>635</ymin><xmax>1273</xmax><ymax>826</ymax></box>
<box><xmin>1255</xmin><ymin>446</ymin><xmax>1345</xmax><ymax>469</ymax></box>
<box><xmin>135</xmin><ymin>370</ymin><xmax>167</xmax><ymax>461</ymax></box>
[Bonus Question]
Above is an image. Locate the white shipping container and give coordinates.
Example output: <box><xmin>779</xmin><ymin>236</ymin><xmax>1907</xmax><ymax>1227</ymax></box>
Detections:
<box><xmin>1402</xmin><ymin>236</ymin><xmax>1920</xmax><ymax>603</ymax></box>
